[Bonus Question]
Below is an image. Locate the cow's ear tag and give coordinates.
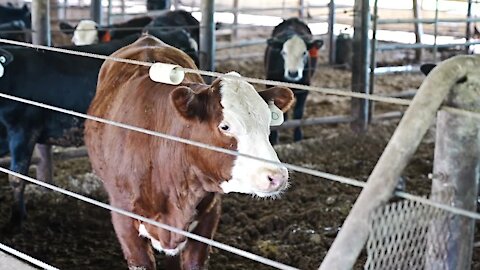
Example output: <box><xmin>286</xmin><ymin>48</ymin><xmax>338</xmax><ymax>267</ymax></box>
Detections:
<box><xmin>0</xmin><ymin>56</ymin><xmax>6</xmax><ymax>77</ymax></box>
<box><xmin>268</xmin><ymin>100</ymin><xmax>284</xmax><ymax>126</ymax></box>
<box><xmin>149</xmin><ymin>63</ymin><xmax>185</xmax><ymax>85</ymax></box>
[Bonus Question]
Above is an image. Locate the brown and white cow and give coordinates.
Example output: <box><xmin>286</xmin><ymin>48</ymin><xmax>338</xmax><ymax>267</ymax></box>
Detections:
<box><xmin>84</xmin><ymin>34</ymin><xmax>294</xmax><ymax>269</ymax></box>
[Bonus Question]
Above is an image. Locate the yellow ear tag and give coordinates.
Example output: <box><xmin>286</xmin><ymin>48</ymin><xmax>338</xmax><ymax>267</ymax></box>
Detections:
<box><xmin>268</xmin><ymin>101</ymin><xmax>284</xmax><ymax>126</ymax></box>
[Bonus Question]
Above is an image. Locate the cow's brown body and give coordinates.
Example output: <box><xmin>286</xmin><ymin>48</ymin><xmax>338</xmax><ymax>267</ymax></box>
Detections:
<box><xmin>85</xmin><ymin>34</ymin><xmax>294</xmax><ymax>269</ymax></box>
<box><xmin>85</xmin><ymin>35</ymin><xmax>234</xmax><ymax>269</ymax></box>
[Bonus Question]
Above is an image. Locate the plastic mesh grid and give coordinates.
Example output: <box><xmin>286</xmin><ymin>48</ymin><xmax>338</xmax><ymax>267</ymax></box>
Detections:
<box><xmin>364</xmin><ymin>199</ymin><xmax>451</xmax><ymax>270</ymax></box>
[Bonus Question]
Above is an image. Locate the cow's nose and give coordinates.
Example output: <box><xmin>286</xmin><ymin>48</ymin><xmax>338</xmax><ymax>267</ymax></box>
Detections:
<box><xmin>267</xmin><ymin>171</ymin><xmax>288</xmax><ymax>189</ymax></box>
<box><xmin>288</xmin><ymin>70</ymin><xmax>298</xmax><ymax>78</ymax></box>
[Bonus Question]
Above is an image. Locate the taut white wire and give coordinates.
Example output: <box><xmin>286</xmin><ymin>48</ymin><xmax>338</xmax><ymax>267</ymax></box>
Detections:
<box><xmin>0</xmin><ymin>167</ymin><xmax>298</xmax><ymax>270</ymax></box>
<box><xmin>0</xmin><ymin>242</ymin><xmax>59</xmax><ymax>270</ymax></box>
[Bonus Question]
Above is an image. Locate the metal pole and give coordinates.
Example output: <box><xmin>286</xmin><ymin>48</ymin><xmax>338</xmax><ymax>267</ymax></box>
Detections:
<box><xmin>320</xmin><ymin>54</ymin><xmax>480</xmax><ymax>270</ymax></box>
<box><xmin>107</xmin><ymin>0</ymin><xmax>113</xmax><ymax>25</ymax></box>
<box><xmin>233</xmin><ymin>0</ymin><xmax>239</xmax><ymax>40</ymax></box>
<box><xmin>63</xmin><ymin>0</ymin><xmax>67</xmax><ymax>20</ymax></box>
<box><xmin>200</xmin><ymin>0</ymin><xmax>215</xmax><ymax>84</ymax></box>
<box><xmin>32</xmin><ymin>0</ymin><xmax>51</xmax><ymax>46</ymax></box>
<box><xmin>31</xmin><ymin>0</ymin><xmax>52</xmax><ymax>183</ymax></box>
<box><xmin>328</xmin><ymin>0</ymin><xmax>336</xmax><ymax>65</ymax></box>
<box><xmin>433</xmin><ymin>0</ymin><xmax>439</xmax><ymax>62</ymax></box>
<box><xmin>368</xmin><ymin>0</ymin><xmax>378</xmax><ymax>110</ymax></box>
<box><xmin>90</xmin><ymin>0</ymin><xmax>102</xmax><ymax>24</ymax></box>
<box><xmin>350</xmin><ymin>0</ymin><xmax>370</xmax><ymax>133</ymax></box>
<box><xmin>413</xmin><ymin>0</ymin><xmax>423</xmax><ymax>62</ymax></box>
<box><xmin>466</xmin><ymin>0</ymin><xmax>473</xmax><ymax>54</ymax></box>
<box><xmin>299</xmin><ymin>0</ymin><xmax>305</xmax><ymax>19</ymax></box>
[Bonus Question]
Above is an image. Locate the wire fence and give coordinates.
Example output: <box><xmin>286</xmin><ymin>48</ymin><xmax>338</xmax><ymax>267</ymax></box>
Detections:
<box><xmin>0</xmin><ymin>37</ymin><xmax>479</xmax><ymax>269</ymax></box>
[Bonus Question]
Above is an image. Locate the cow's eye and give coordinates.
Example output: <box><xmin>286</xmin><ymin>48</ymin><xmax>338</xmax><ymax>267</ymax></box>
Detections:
<box><xmin>303</xmin><ymin>51</ymin><xmax>308</xmax><ymax>56</ymax></box>
<box><xmin>219</xmin><ymin>122</ymin><xmax>230</xmax><ymax>132</ymax></box>
<box><xmin>281</xmin><ymin>51</ymin><xmax>286</xmax><ymax>57</ymax></box>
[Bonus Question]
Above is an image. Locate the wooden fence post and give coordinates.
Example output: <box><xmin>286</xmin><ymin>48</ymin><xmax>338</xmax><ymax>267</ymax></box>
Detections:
<box><xmin>426</xmin><ymin>70</ymin><xmax>480</xmax><ymax>269</ymax></box>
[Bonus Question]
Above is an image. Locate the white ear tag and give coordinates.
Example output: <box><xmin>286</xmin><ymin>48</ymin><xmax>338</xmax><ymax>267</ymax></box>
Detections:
<box><xmin>149</xmin><ymin>63</ymin><xmax>185</xmax><ymax>85</ymax></box>
<box><xmin>268</xmin><ymin>101</ymin><xmax>284</xmax><ymax>126</ymax></box>
<box><xmin>0</xmin><ymin>56</ymin><xmax>5</xmax><ymax>77</ymax></box>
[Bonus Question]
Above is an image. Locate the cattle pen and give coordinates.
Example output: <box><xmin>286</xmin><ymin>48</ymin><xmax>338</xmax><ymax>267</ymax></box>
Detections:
<box><xmin>0</xmin><ymin>0</ymin><xmax>478</xmax><ymax>270</ymax></box>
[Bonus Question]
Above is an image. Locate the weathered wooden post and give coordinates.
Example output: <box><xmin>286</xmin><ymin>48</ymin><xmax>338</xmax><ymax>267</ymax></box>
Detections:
<box><xmin>32</xmin><ymin>0</ymin><xmax>53</xmax><ymax>184</ymax></box>
<box><xmin>90</xmin><ymin>0</ymin><xmax>102</xmax><ymax>24</ymax></box>
<box><xmin>200</xmin><ymin>0</ymin><xmax>215</xmax><ymax>84</ymax></box>
<box><xmin>320</xmin><ymin>55</ymin><xmax>480</xmax><ymax>270</ymax></box>
<box><xmin>350</xmin><ymin>0</ymin><xmax>371</xmax><ymax>133</ymax></box>
<box><xmin>413</xmin><ymin>0</ymin><xmax>423</xmax><ymax>62</ymax></box>
<box><xmin>425</xmin><ymin>66</ymin><xmax>480</xmax><ymax>269</ymax></box>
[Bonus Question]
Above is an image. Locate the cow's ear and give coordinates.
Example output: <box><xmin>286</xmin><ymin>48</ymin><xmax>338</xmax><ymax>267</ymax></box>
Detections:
<box><xmin>170</xmin><ymin>86</ymin><xmax>207</xmax><ymax>121</ymax></box>
<box><xmin>307</xmin><ymin>39</ymin><xmax>324</xmax><ymax>49</ymax></box>
<box><xmin>59</xmin><ymin>21</ymin><xmax>75</xmax><ymax>35</ymax></box>
<box><xmin>259</xmin><ymin>86</ymin><xmax>294</xmax><ymax>112</ymax></box>
<box><xmin>267</xmin><ymin>38</ymin><xmax>283</xmax><ymax>49</ymax></box>
<box><xmin>420</xmin><ymin>63</ymin><xmax>436</xmax><ymax>76</ymax></box>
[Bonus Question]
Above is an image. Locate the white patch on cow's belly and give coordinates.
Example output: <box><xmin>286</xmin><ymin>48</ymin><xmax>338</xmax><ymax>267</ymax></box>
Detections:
<box><xmin>138</xmin><ymin>224</ymin><xmax>187</xmax><ymax>256</ymax></box>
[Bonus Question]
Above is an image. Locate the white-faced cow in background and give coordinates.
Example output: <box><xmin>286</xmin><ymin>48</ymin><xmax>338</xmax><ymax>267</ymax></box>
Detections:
<box><xmin>265</xmin><ymin>18</ymin><xmax>323</xmax><ymax>144</ymax></box>
<box><xmin>84</xmin><ymin>34</ymin><xmax>294</xmax><ymax>270</ymax></box>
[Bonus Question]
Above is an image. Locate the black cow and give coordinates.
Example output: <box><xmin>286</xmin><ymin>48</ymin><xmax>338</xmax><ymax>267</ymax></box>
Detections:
<box><xmin>0</xmin><ymin>34</ymin><xmax>142</xmax><ymax>226</ymax></box>
<box><xmin>265</xmin><ymin>18</ymin><xmax>323</xmax><ymax>144</ymax></box>
<box><xmin>0</xmin><ymin>3</ymin><xmax>30</xmax><ymax>27</ymax></box>
<box><xmin>0</xmin><ymin>3</ymin><xmax>31</xmax><ymax>42</ymax></box>
<box><xmin>59</xmin><ymin>11</ymin><xmax>199</xmax><ymax>65</ymax></box>
<box><xmin>146</xmin><ymin>10</ymin><xmax>200</xmax><ymax>45</ymax></box>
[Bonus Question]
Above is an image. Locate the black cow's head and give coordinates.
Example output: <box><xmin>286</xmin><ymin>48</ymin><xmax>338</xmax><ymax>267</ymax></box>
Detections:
<box><xmin>147</xmin><ymin>28</ymin><xmax>199</xmax><ymax>66</ymax></box>
<box><xmin>267</xmin><ymin>33</ymin><xmax>323</xmax><ymax>82</ymax></box>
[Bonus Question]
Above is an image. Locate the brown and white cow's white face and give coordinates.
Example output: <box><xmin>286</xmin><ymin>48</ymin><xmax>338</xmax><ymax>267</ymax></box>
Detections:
<box><xmin>281</xmin><ymin>35</ymin><xmax>308</xmax><ymax>81</ymax></box>
<box><xmin>217</xmin><ymin>72</ymin><xmax>293</xmax><ymax>197</ymax></box>
<box><xmin>72</xmin><ymin>20</ymin><xmax>98</xmax><ymax>45</ymax></box>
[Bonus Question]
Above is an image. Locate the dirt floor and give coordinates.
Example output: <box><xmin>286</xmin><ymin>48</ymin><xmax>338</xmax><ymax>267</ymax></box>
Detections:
<box><xmin>0</xmin><ymin>3</ymin><xmax>479</xmax><ymax>269</ymax></box>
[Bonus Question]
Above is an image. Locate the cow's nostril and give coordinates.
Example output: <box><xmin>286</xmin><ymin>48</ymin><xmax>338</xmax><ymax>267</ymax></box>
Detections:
<box><xmin>268</xmin><ymin>176</ymin><xmax>274</xmax><ymax>182</ymax></box>
<box><xmin>288</xmin><ymin>71</ymin><xmax>298</xmax><ymax>78</ymax></box>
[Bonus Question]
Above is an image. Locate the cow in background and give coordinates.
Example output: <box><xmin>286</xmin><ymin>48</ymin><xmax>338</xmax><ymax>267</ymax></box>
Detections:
<box><xmin>0</xmin><ymin>34</ymin><xmax>142</xmax><ymax>226</ymax></box>
<box><xmin>265</xmin><ymin>18</ymin><xmax>323</xmax><ymax>144</ymax></box>
<box><xmin>85</xmin><ymin>34</ymin><xmax>294</xmax><ymax>270</ymax></box>
<box><xmin>59</xmin><ymin>10</ymin><xmax>200</xmax><ymax>65</ymax></box>
<box><xmin>0</xmin><ymin>3</ymin><xmax>31</xmax><ymax>41</ymax></box>
<box><xmin>0</xmin><ymin>3</ymin><xmax>30</xmax><ymax>27</ymax></box>
<box><xmin>59</xmin><ymin>16</ymin><xmax>153</xmax><ymax>44</ymax></box>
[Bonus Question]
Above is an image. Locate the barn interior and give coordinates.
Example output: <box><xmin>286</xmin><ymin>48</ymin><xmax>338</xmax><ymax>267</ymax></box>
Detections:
<box><xmin>0</xmin><ymin>1</ymin><xmax>478</xmax><ymax>269</ymax></box>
